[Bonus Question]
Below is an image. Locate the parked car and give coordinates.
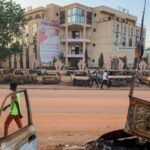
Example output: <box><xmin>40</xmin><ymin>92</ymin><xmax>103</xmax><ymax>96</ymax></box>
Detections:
<box><xmin>42</xmin><ymin>71</ymin><xmax>61</xmax><ymax>84</ymax></box>
<box><xmin>11</xmin><ymin>69</ymin><xmax>37</xmax><ymax>84</ymax></box>
<box><xmin>0</xmin><ymin>89</ymin><xmax>38</xmax><ymax>150</ymax></box>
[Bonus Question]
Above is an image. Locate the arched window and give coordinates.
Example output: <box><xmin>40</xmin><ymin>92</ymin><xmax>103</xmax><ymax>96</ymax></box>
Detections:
<box><xmin>122</xmin><ymin>41</ymin><xmax>126</xmax><ymax>46</ymax></box>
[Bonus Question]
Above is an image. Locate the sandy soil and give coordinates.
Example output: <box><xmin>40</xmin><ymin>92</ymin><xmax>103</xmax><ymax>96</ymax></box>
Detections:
<box><xmin>0</xmin><ymin>89</ymin><xmax>149</xmax><ymax>149</ymax></box>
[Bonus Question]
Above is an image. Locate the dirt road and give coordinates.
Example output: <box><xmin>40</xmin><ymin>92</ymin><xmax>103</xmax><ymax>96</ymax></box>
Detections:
<box><xmin>0</xmin><ymin>89</ymin><xmax>149</xmax><ymax>149</ymax></box>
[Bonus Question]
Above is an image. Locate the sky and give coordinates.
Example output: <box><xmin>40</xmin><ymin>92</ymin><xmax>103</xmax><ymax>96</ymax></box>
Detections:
<box><xmin>13</xmin><ymin>0</ymin><xmax>150</xmax><ymax>48</ymax></box>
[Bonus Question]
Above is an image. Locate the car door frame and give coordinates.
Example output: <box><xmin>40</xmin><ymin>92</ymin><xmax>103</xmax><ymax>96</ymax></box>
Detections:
<box><xmin>0</xmin><ymin>89</ymin><xmax>38</xmax><ymax>150</ymax></box>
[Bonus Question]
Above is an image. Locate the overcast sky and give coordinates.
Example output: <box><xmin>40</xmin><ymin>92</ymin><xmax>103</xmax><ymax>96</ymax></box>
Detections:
<box><xmin>13</xmin><ymin>0</ymin><xmax>150</xmax><ymax>48</ymax></box>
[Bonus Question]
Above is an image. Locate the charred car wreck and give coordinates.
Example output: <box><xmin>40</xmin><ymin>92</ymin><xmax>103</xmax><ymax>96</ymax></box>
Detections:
<box><xmin>86</xmin><ymin>76</ymin><xmax>150</xmax><ymax>150</ymax></box>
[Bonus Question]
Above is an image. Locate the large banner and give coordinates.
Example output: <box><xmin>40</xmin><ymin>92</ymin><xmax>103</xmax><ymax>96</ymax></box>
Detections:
<box><xmin>39</xmin><ymin>20</ymin><xmax>60</xmax><ymax>65</ymax></box>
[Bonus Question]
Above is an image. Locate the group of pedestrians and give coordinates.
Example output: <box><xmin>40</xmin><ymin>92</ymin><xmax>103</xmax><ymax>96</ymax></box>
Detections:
<box><xmin>89</xmin><ymin>69</ymin><xmax>110</xmax><ymax>89</ymax></box>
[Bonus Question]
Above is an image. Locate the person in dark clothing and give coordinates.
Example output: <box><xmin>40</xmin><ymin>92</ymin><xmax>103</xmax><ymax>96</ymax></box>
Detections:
<box><xmin>89</xmin><ymin>70</ymin><xmax>99</xmax><ymax>88</ymax></box>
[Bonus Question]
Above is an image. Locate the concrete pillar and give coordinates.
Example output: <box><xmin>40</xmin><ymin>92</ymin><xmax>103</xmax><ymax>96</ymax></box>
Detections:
<box><xmin>65</xmin><ymin>27</ymin><xmax>68</xmax><ymax>65</ymax></box>
<box><xmin>83</xmin><ymin>26</ymin><xmax>86</xmax><ymax>62</ymax></box>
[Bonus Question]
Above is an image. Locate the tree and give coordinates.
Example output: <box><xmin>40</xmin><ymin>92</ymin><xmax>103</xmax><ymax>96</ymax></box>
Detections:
<box><xmin>98</xmin><ymin>53</ymin><xmax>104</xmax><ymax>68</ymax></box>
<box><xmin>123</xmin><ymin>56</ymin><xmax>127</xmax><ymax>69</ymax></box>
<box><xmin>0</xmin><ymin>0</ymin><xmax>25</xmax><ymax>60</ymax></box>
<box><xmin>123</xmin><ymin>56</ymin><xmax>127</xmax><ymax>64</ymax></box>
<box><xmin>59</xmin><ymin>51</ymin><xmax>65</xmax><ymax>63</ymax></box>
<box><xmin>53</xmin><ymin>56</ymin><xmax>57</xmax><ymax>66</ymax></box>
<box><xmin>143</xmin><ymin>54</ymin><xmax>148</xmax><ymax>64</ymax></box>
<box><xmin>85</xmin><ymin>49</ymin><xmax>89</xmax><ymax>67</ymax></box>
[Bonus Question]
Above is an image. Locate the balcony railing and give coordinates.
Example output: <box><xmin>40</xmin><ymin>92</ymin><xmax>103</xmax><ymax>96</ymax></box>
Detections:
<box><xmin>66</xmin><ymin>53</ymin><xmax>84</xmax><ymax>58</ymax></box>
<box><xmin>60</xmin><ymin>36</ymin><xmax>91</xmax><ymax>43</ymax></box>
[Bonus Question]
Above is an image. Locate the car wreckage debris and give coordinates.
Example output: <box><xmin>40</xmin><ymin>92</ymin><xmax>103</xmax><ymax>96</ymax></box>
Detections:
<box><xmin>85</xmin><ymin>129</ymin><xmax>150</xmax><ymax>150</ymax></box>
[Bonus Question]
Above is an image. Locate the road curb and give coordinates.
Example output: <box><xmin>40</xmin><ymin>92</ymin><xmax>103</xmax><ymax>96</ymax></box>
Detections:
<box><xmin>0</xmin><ymin>86</ymin><xmax>149</xmax><ymax>90</ymax></box>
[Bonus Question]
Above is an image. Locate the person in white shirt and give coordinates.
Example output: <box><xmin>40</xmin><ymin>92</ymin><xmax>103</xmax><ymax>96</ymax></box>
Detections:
<box><xmin>101</xmin><ymin>70</ymin><xmax>109</xmax><ymax>89</ymax></box>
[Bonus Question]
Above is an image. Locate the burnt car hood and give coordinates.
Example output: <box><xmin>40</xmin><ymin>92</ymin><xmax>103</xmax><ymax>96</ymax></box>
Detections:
<box><xmin>124</xmin><ymin>96</ymin><xmax>150</xmax><ymax>139</ymax></box>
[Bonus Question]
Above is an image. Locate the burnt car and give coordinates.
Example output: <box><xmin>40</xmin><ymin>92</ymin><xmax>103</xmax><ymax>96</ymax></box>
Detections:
<box><xmin>42</xmin><ymin>71</ymin><xmax>61</xmax><ymax>84</ymax></box>
<box><xmin>85</xmin><ymin>76</ymin><xmax>150</xmax><ymax>150</ymax></box>
<box><xmin>11</xmin><ymin>69</ymin><xmax>37</xmax><ymax>84</ymax></box>
<box><xmin>0</xmin><ymin>69</ymin><xmax>11</xmax><ymax>83</ymax></box>
<box><xmin>140</xmin><ymin>70</ymin><xmax>150</xmax><ymax>85</ymax></box>
<box><xmin>0</xmin><ymin>89</ymin><xmax>38</xmax><ymax>150</ymax></box>
<box><xmin>65</xmin><ymin>67</ymin><xmax>76</xmax><ymax>75</ymax></box>
<box><xmin>71</xmin><ymin>71</ymin><xmax>89</xmax><ymax>86</ymax></box>
<box><xmin>108</xmin><ymin>70</ymin><xmax>132</xmax><ymax>86</ymax></box>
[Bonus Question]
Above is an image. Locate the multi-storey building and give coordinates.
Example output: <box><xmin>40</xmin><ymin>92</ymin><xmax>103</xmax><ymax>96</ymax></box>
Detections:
<box><xmin>6</xmin><ymin>3</ymin><xmax>149</xmax><ymax>69</ymax></box>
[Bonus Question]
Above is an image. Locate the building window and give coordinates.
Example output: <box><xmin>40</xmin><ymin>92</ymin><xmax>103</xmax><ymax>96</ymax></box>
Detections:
<box><xmin>93</xmin><ymin>43</ymin><xmax>95</xmax><ymax>47</ymax></box>
<box><xmin>93</xmin><ymin>13</ymin><xmax>96</xmax><ymax>17</ymax></box>
<box><xmin>108</xmin><ymin>16</ymin><xmax>111</xmax><ymax>20</ymax></box>
<box><xmin>114</xmin><ymin>22</ymin><xmax>119</xmax><ymax>45</ymax></box>
<box><xmin>86</xmin><ymin>11</ymin><xmax>92</xmax><ymax>25</ymax></box>
<box><xmin>60</xmin><ymin>11</ymin><xmax>65</xmax><ymax>24</ymax></box>
<box><xmin>72</xmin><ymin>31</ymin><xmax>80</xmax><ymax>39</ymax></box>
<box><xmin>56</xmin><ymin>12</ymin><xmax>59</xmax><ymax>16</ymax></box>
<box><xmin>67</xmin><ymin>7</ymin><xmax>84</xmax><ymax>24</ymax></box>
<box><xmin>122</xmin><ymin>41</ymin><xmax>126</xmax><ymax>46</ymax></box>
<box><xmin>122</xmin><ymin>24</ymin><xmax>126</xmax><ymax>46</ymax></box>
<box><xmin>71</xmin><ymin>44</ymin><xmax>82</xmax><ymax>54</ymax></box>
<box><xmin>93</xmin><ymin>28</ymin><xmax>96</xmax><ymax>32</ymax></box>
<box><xmin>129</xmin><ymin>38</ymin><xmax>132</xmax><ymax>46</ymax></box>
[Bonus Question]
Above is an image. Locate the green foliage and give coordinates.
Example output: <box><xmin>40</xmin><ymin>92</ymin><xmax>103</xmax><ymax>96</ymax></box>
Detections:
<box><xmin>143</xmin><ymin>54</ymin><xmax>148</xmax><ymax>64</ymax></box>
<box><xmin>85</xmin><ymin>49</ymin><xmax>89</xmax><ymax>67</ymax></box>
<box><xmin>53</xmin><ymin>56</ymin><xmax>57</xmax><ymax>66</ymax></box>
<box><xmin>59</xmin><ymin>51</ymin><xmax>65</xmax><ymax>63</ymax></box>
<box><xmin>98</xmin><ymin>53</ymin><xmax>104</xmax><ymax>68</ymax></box>
<box><xmin>123</xmin><ymin>56</ymin><xmax>127</xmax><ymax>64</ymax></box>
<box><xmin>0</xmin><ymin>0</ymin><xmax>25</xmax><ymax>60</ymax></box>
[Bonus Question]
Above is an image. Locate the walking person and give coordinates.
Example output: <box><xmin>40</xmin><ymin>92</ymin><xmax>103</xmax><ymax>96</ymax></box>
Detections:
<box><xmin>89</xmin><ymin>70</ymin><xmax>99</xmax><ymax>88</ymax></box>
<box><xmin>3</xmin><ymin>82</ymin><xmax>23</xmax><ymax>137</ymax></box>
<box><xmin>95</xmin><ymin>69</ymin><xmax>99</xmax><ymax>88</ymax></box>
<box><xmin>101</xmin><ymin>69</ymin><xmax>109</xmax><ymax>89</ymax></box>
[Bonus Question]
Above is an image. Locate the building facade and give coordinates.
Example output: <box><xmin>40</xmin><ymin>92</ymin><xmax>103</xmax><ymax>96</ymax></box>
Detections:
<box><xmin>6</xmin><ymin>3</ymin><xmax>149</xmax><ymax>69</ymax></box>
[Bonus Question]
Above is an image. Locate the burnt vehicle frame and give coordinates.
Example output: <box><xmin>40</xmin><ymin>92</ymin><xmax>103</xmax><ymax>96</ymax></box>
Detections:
<box><xmin>86</xmin><ymin>76</ymin><xmax>150</xmax><ymax>150</ymax></box>
<box><xmin>0</xmin><ymin>69</ymin><xmax>12</xmax><ymax>83</ymax></box>
<box><xmin>71</xmin><ymin>70</ymin><xmax>90</xmax><ymax>86</ymax></box>
<box><xmin>42</xmin><ymin>70</ymin><xmax>61</xmax><ymax>84</ymax></box>
<box><xmin>11</xmin><ymin>69</ymin><xmax>37</xmax><ymax>84</ymax></box>
<box><xmin>107</xmin><ymin>70</ymin><xmax>133</xmax><ymax>87</ymax></box>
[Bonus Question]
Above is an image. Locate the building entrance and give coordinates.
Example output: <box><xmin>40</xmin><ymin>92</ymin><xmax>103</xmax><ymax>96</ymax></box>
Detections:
<box><xmin>68</xmin><ymin>58</ymin><xmax>82</xmax><ymax>68</ymax></box>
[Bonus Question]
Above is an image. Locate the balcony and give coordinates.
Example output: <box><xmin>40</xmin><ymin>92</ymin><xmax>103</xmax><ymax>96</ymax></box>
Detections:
<box><xmin>60</xmin><ymin>36</ymin><xmax>91</xmax><ymax>43</ymax></box>
<box><xmin>66</xmin><ymin>54</ymin><xmax>84</xmax><ymax>58</ymax></box>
